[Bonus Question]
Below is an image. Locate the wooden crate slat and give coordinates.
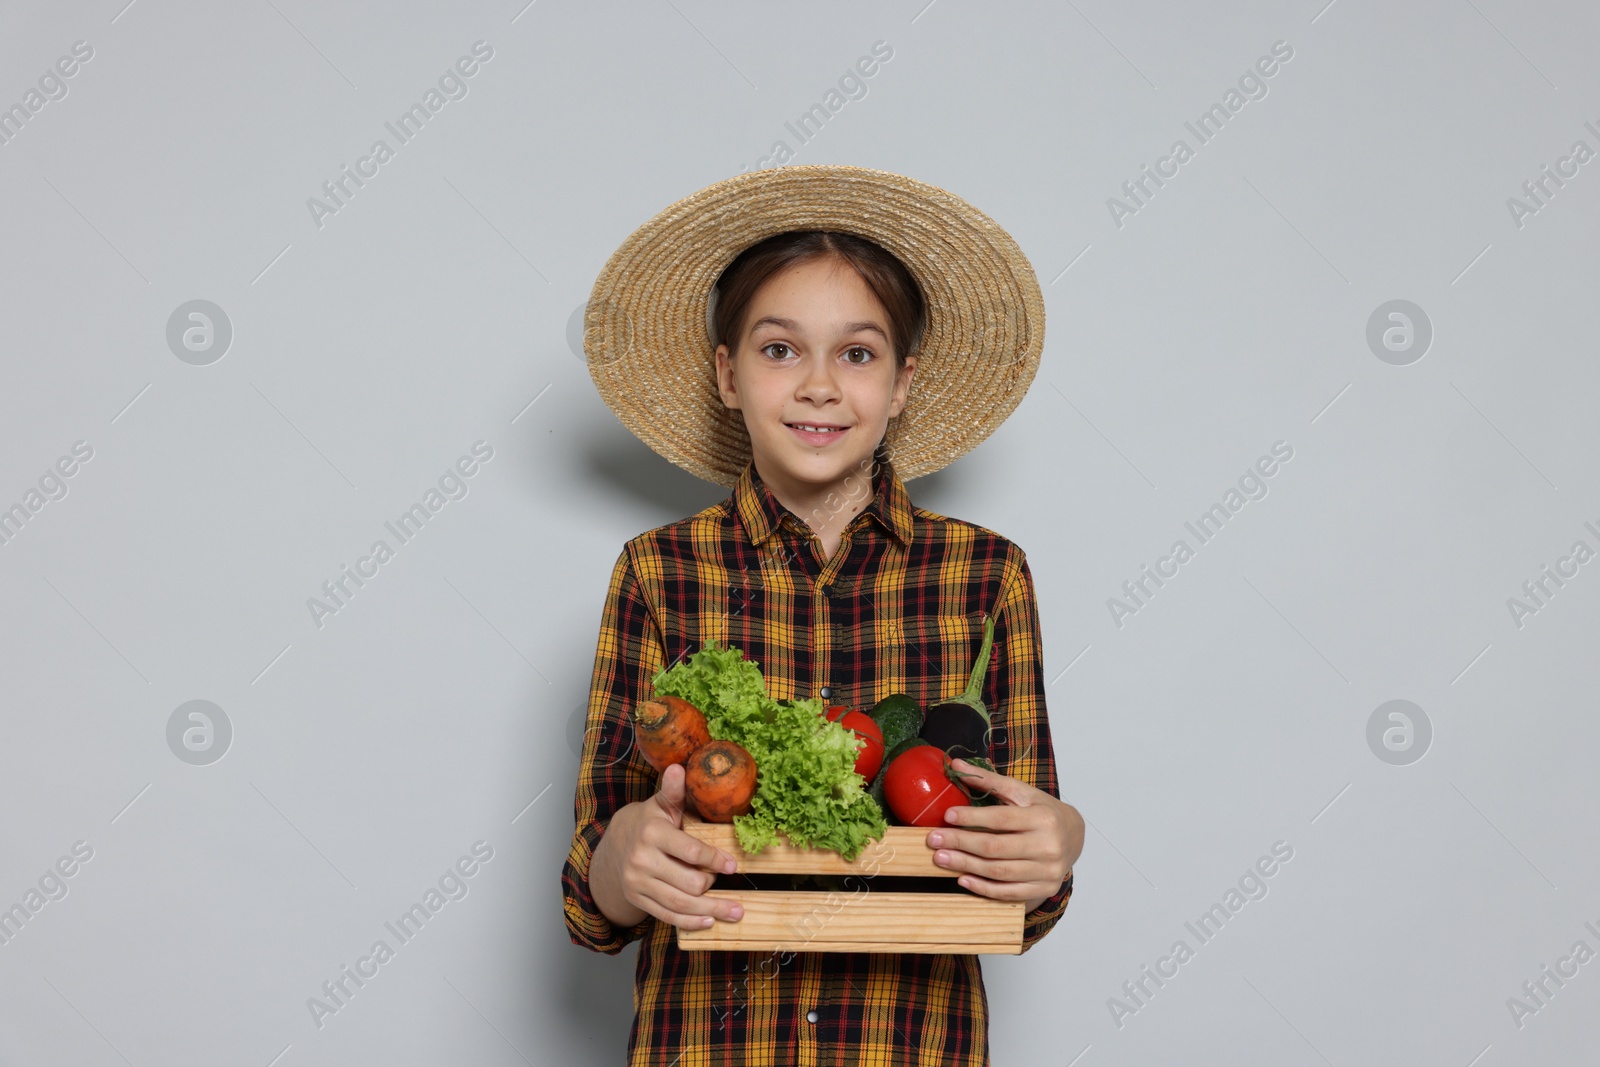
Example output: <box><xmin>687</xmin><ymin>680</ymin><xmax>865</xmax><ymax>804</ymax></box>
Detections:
<box><xmin>680</xmin><ymin>935</ymin><xmax>1021</xmax><ymax>955</ymax></box>
<box><xmin>679</xmin><ymin>814</ymin><xmax>952</xmax><ymax>878</ymax></box>
<box><xmin>678</xmin><ymin>890</ymin><xmax>1023</xmax><ymax>955</ymax></box>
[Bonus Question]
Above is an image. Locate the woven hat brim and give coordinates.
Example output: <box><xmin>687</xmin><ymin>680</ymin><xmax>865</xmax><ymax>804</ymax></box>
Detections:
<box><xmin>584</xmin><ymin>164</ymin><xmax>1045</xmax><ymax>488</ymax></box>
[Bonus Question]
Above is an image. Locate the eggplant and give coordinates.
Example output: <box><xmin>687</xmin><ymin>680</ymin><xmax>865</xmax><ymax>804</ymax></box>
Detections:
<box><xmin>921</xmin><ymin>612</ymin><xmax>998</xmax><ymax>772</ymax></box>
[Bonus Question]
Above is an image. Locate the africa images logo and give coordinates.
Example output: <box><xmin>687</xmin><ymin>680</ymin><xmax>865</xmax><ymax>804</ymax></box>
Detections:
<box><xmin>306</xmin><ymin>841</ymin><xmax>494</xmax><ymax>1029</ymax></box>
<box><xmin>306</xmin><ymin>441</ymin><xmax>494</xmax><ymax>629</ymax></box>
<box><xmin>304</xmin><ymin>41</ymin><xmax>495</xmax><ymax>230</ymax></box>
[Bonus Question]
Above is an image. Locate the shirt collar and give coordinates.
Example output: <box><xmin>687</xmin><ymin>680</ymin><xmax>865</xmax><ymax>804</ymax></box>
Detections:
<box><xmin>734</xmin><ymin>451</ymin><xmax>914</xmax><ymax>550</ymax></box>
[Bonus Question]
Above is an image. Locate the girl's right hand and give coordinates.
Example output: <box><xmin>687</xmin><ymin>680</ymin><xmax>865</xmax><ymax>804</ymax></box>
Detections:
<box><xmin>598</xmin><ymin>762</ymin><xmax>746</xmax><ymax>931</ymax></box>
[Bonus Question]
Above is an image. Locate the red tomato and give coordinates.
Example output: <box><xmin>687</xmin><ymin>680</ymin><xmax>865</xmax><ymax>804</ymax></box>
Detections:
<box><xmin>883</xmin><ymin>745</ymin><xmax>968</xmax><ymax>827</ymax></box>
<box><xmin>823</xmin><ymin>706</ymin><xmax>885</xmax><ymax>782</ymax></box>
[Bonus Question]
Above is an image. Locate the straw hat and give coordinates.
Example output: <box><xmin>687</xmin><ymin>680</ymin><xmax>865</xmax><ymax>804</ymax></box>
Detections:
<box><xmin>583</xmin><ymin>164</ymin><xmax>1045</xmax><ymax>487</ymax></box>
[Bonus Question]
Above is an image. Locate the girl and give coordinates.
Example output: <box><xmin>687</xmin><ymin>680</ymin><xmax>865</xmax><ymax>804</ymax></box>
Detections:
<box><xmin>563</xmin><ymin>165</ymin><xmax>1085</xmax><ymax>1066</ymax></box>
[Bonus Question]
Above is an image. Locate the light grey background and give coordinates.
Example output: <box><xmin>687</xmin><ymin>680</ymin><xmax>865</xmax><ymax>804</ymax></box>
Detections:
<box><xmin>1</xmin><ymin>1</ymin><xmax>1596</xmax><ymax>1064</ymax></box>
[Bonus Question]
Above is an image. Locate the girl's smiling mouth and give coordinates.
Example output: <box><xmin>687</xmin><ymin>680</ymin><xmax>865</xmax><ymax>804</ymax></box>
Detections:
<box><xmin>785</xmin><ymin>420</ymin><xmax>851</xmax><ymax>445</ymax></box>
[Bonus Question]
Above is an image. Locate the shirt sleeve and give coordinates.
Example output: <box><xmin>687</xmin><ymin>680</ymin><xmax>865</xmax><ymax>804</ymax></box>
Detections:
<box><xmin>984</xmin><ymin>547</ymin><xmax>1074</xmax><ymax>954</ymax></box>
<box><xmin>561</xmin><ymin>543</ymin><xmax>664</xmax><ymax>954</ymax></box>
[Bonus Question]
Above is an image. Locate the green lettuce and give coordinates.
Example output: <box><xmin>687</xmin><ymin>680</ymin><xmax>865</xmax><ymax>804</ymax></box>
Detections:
<box><xmin>652</xmin><ymin>644</ymin><xmax>887</xmax><ymax>860</ymax></box>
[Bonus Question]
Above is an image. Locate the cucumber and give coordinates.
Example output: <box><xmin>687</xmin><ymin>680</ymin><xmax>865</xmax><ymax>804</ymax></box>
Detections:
<box><xmin>868</xmin><ymin>693</ymin><xmax>923</xmax><ymax>753</ymax></box>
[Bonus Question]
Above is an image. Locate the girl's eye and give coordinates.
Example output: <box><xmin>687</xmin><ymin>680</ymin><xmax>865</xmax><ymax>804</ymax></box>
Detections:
<box><xmin>759</xmin><ymin>343</ymin><xmax>875</xmax><ymax>363</ymax></box>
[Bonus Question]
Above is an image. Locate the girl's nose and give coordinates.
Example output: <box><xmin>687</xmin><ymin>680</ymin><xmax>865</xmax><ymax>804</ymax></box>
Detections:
<box><xmin>796</xmin><ymin>352</ymin><xmax>841</xmax><ymax>398</ymax></box>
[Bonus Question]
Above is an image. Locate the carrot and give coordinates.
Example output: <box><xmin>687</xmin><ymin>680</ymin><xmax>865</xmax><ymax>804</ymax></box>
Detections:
<box><xmin>633</xmin><ymin>694</ymin><xmax>711</xmax><ymax>772</ymax></box>
<box><xmin>684</xmin><ymin>740</ymin><xmax>758</xmax><ymax>822</ymax></box>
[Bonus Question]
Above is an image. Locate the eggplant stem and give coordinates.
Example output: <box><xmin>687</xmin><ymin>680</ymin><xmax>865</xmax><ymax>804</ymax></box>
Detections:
<box><xmin>963</xmin><ymin>612</ymin><xmax>996</xmax><ymax>702</ymax></box>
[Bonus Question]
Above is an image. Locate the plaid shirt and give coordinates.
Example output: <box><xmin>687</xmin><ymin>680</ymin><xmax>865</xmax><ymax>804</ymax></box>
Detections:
<box><xmin>562</xmin><ymin>448</ymin><xmax>1073</xmax><ymax>1066</ymax></box>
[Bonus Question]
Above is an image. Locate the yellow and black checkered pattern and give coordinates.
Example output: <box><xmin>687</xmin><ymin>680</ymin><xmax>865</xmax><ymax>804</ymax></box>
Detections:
<box><xmin>562</xmin><ymin>452</ymin><xmax>1073</xmax><ymax>1066</ymax></box>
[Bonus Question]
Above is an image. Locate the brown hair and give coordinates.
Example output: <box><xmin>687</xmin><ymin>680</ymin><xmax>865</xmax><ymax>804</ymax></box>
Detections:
<box><xmin>711</xmin><ymin>230</ymin><xmax>926</xmax><ymax>368</ymax></box>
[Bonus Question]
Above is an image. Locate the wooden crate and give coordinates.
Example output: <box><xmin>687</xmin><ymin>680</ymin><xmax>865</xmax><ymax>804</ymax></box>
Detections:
<box><xmin>677</xmin><ymin>813</ymin><xmax>1023</xmax><ymax>954</ymax></box>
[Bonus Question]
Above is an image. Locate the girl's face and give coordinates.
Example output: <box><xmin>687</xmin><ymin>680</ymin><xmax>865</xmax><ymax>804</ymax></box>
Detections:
<box><xmin>714</xmin><ymin>256</ymin><xmax>917</xmax><ymax>503</ymax></box>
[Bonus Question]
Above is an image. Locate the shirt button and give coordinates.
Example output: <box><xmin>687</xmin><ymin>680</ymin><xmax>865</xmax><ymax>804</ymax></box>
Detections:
<box><xmin>819</xmin><ymin>686</ymin><xmax>832</xmax><ymax>699</ymax></box>
<box><xmin>806</xmin><ymin>1009</ymin><xmax>819</xmax><ymax>1024</ymax></box>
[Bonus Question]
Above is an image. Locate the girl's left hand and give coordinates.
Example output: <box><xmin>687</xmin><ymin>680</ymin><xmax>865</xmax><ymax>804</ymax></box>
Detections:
<box><xmin>925</xmin><ymin>758</ymin><xmax>1085</xmax><ymax>912</ymax></box>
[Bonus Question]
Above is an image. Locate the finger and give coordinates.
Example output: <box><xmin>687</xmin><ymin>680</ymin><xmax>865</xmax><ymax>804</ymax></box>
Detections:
<box><xmin>644</xmin><ymin>850</ymin><xmax>721</xmax><ymax>901</ymax></box>
<box><xmin>929</xmin><ymin>839</ymin><xmax>1044</xmax><ymax>882</ymax></box>
<box><xmin>941</xmin><ymin>802</ymin><xmax>1039</xmax><ymax>832</ymax></box>
<box><xmin>636</xmin><ymin>890</ymin><xmax>720</xmax><ymax>932</ymax></box>
<box><xmin>947</xmin><ymin>758</ymin><xmax>1036</xmax><ymax>799</ymax></box>
<box><xmin>638</xmin><ymin>880</ymin><xmax>745</xmax><ymax>929</ymax></box>
<box><xmin>653</xmin><ymin>763</ymin><xmax>689</xmax><ymax>824</ymax></box>
<box><xmin>949</xmin><ymin>870</ymin><xmax>1056</xmax><ymax>902</ymax></box>
<box><xmin>655</xmin><ymin>823</ymin><xmax>739</xmax><ymax>875</ymax></box>
<box><xmin>949</xmin><ymin>759</ymin><xmax>1038</xmax><ymax>805</ymax></box>
<box><xmin>637</xmin><ymin>830</ymin><xmax>738</xmax><ymax>896</ymax></box>
<box><xmin>927</xmin><ymin>823</ymin><xmax>1036</xmax><ymax>859</ymax></box>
